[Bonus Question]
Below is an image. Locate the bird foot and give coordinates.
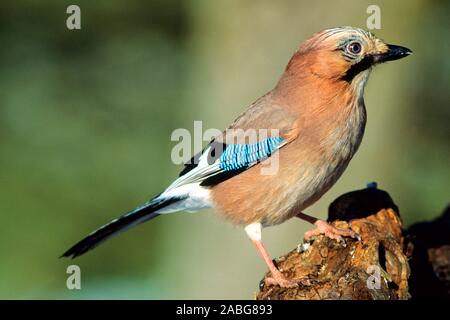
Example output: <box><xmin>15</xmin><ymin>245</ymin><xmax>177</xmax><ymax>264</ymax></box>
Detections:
<box><xmin>304</xmin><ymin>219</ymin><xmax>358</xmax><ymax>243</ymax></box>
<box><xmin>264</xmin><ymin>269</ymin><xmax>310</xmax><ymax>288</ymax></box>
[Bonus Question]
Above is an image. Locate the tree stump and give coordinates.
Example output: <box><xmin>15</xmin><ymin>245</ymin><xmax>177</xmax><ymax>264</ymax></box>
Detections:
<box><xmin>257</xmin><ymin>185</ymin><xmax>449</xmax><ymax>300</ymax></box>
<box><xmin>407</xmin><ymin>205</ymin><xmax>450</xmax><ymax>299</ymax></box>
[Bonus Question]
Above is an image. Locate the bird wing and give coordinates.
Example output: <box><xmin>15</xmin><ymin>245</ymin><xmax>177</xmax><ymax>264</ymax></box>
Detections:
<box><xmin>166</xmin><ymin>95</ymin><xmax>298</xmax><ymax>190</ymax></box>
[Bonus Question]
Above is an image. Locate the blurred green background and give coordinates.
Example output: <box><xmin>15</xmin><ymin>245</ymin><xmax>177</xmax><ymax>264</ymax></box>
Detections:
<box><xmin>0</xmin><ymin>0</ymin><xmax>448</xmax><ymax>299</ymax></box>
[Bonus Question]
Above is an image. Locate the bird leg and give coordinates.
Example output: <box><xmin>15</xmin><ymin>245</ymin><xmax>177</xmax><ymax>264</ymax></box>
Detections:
<box><xmin>252</xmin><ymin>239</ymin><xmax>299</xmax><ymax>288</ymax></box>
<box><xmin>245</xmin><ymin>223</ymin><xmax>298</xmax><ymax>288</ymax></box>
<box><xmin>296</xmin><ymin>212</ymin><xmax>357</xmax><ymax>242</ymax></box>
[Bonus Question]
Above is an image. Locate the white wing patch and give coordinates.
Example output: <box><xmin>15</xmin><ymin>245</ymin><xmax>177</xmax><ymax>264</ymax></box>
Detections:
<box><xmin>165</xmin><ymin>146</ymin><xmax>219</xmax><ymax>191</ymax></box>
<box><xmin>156</xmin><ymin>183</ymin><xmax>212</xmax><ymax>214</ymax></box>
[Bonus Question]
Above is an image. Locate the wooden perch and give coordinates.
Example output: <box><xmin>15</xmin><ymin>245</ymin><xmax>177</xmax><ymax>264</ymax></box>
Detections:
<box><xmin>256</xmin><ymin>186</ymin><xmax>450</xmax><ymax>300</ymax></box>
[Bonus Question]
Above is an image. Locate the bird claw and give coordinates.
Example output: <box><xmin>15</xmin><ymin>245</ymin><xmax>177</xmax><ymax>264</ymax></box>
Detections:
<box><xmin>304</xmin><ymin>219</ymin><xmax>359</xmax><ymax>244</ymax></box>
<box><xmin>261</xmin><ymin>266</ymin><xmax>312</xmax><ymax>288</ymax></box>
<box><xmin>263</xmin><ymin>275</ymin><xmax>310</xmax><ymax>288</ymax></box>
<box><xmin>264</xmin><ymin>276</ymin><xmax>298</xmax><ymax>288</ymax></box>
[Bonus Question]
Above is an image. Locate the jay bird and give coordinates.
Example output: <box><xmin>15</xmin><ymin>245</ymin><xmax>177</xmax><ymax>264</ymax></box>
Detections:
<box><xmin>62</xmin><ymin>27</ymin><xmax>411</xmax><ymax>288</ymax></box>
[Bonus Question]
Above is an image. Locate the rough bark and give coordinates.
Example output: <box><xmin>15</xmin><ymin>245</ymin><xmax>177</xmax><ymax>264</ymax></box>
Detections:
<box><xmin>256</xmin><ymin>186</ymin><xmax>449</xmax><ymax>300</ymax></box>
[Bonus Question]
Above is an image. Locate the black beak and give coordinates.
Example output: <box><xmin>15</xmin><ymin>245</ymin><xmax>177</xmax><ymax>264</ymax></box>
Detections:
<box><xmin>373</xmin><ymin>44</ymin><xmax>412</xmax><ymax>63</ymax></box>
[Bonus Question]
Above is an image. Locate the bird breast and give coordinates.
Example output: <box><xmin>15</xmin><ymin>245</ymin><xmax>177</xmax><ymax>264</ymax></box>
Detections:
<box><xmin>275</xmin><ymin>95</ymin><xmax>367</xmax><ymax>225</ymax></box>
<box><xmin>211</xmin><ymin>93</ymin><xmax>367</xmax><ymax>227</ymax></box>
<box><xmin>261</xmin><ymin>95</ymin><xmax>367</xmax><ymax>226</ymax></box>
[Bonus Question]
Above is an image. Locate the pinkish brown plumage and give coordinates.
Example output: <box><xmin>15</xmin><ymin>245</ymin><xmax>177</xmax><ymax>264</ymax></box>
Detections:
<box><xmin>63</xmin><ymin>27</ymin><xmax>411</xmax><ymax>288</ymax></box>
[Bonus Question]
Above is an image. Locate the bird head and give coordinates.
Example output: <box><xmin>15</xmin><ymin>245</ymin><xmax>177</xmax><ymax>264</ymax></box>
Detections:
<box><xmin>284</xmin><ymin>26</ymin><xmax>412</xmax><ymax>89</ymax></box>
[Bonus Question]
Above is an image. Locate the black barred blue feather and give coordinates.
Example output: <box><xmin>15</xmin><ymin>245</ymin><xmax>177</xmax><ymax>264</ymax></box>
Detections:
<box><xmin>169</xmin><ymin>136</ymin><xmax>285</xmax><ymax>189</ymax></box>
<box><xmin>219</xmin><ymin>137</ymin><xmax>284</xmax><ymax>171</ymax></box>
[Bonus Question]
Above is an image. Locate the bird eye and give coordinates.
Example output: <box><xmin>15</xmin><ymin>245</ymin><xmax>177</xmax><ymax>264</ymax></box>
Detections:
<box><xmin>346</xmin><ymin>41</ymin><xmax>362</xmax><ymax>55</ymax></box>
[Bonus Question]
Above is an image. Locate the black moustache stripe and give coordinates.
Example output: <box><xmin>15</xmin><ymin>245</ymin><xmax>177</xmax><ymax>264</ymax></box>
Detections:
<box><xmin>341</xmin><ymin>55</ymin><xmax>374</xmax><ymax>82</ymax></box>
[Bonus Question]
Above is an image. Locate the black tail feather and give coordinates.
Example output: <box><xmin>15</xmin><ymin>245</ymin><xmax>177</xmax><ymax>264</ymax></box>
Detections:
<box><xmin>61</xmin><ymin>196</ymin><xmax>182</xmax><ymax>259</ymax></box>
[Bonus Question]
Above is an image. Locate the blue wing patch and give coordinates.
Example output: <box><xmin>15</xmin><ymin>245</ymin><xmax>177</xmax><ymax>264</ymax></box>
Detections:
<box><xmin>218</xmin><ymin>137</ymin><xmax>284</xmax><ymax>171</ymax></box>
